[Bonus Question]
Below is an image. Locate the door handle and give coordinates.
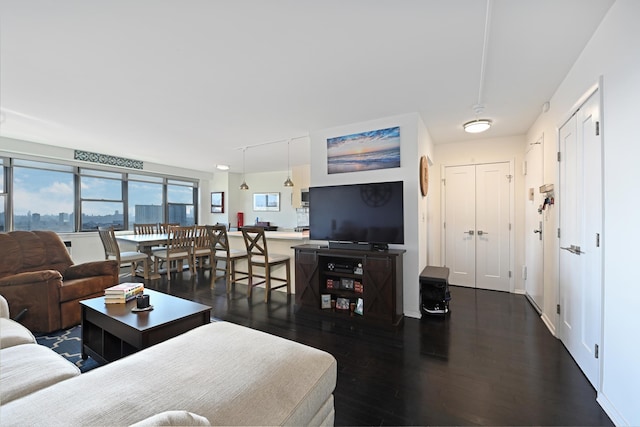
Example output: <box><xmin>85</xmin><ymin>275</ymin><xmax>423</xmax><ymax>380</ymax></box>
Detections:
<box><xmin>463</xmin><ymin>230</ymin><xmax>475</xmax><ymax>235</ymax></box>
<box><xmin>561</xmin><ymin>245</ymin><xmax>585</xmax><ymax>255</ymax></box>
<box><xmin>477</xmin><ymin>230</ymin><xmax>487</xmax><ymax>236</ymax></box>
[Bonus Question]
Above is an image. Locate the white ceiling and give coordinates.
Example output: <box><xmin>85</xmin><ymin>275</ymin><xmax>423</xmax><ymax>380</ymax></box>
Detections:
<box><xmin>0</xmin><ymin>0</ymin><xmax>614</xmax><ymax>174</ymax></box>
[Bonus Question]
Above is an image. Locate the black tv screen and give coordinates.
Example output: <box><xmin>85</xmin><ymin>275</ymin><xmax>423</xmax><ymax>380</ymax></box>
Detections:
<box><xmin>309</xmin><ymin>181</ymin><xmax>404</xmax><ymax>244</ymax></box>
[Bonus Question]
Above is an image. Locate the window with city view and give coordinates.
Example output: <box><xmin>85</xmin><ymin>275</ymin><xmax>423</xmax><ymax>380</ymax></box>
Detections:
<box><xmin>13</xmin><ymin>160</ymin><xmax>75</xmax><ymax>232</ymax></box>
<box><xmin>4</xmin><ymin>157</ymin><xmax>198</xmax><ymax>232</ymax></box>
<box><xmin>167</xmin><ymin>180</ymin><xmax>196</xmax><ymax>226</ymax></box>
<box><xmin>80</xmin><ymin>169</ymin><xmax>125</xmax><ymax>231</ymax></box>
<box><xmin>129</xmin><ymin>174</ymin><xmax>163</xmax><ymax>227</ymax></box>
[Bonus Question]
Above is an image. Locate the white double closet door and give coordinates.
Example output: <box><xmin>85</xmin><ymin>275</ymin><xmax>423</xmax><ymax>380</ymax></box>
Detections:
<box><xmin>558</xmin><ymin>89</ymin><xmax>602</xmax><ymax>389</ymax></box>
<box><xmin>444</xmin><ymin>162</ymin><xmax>512</xmax><ymax>292</ymax></box>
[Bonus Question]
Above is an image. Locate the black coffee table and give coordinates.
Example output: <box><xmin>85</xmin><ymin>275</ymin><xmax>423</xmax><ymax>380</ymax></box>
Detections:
<box><xmin>80</xmin><ymin>289</ymin><xmax>211</xmax><ymax>364</ymax></box>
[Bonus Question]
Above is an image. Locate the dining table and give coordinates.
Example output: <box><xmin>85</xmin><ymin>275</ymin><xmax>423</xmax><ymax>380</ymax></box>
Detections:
<box><xmin>115</xmin><ymin>233</ymin><xmax>169</xmax><ymax>280</ymax></box>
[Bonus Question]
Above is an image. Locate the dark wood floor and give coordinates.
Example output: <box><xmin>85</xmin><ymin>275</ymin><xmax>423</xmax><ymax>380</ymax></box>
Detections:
<box><xmin>127</xmin><ymin>268</ymin><xmax>613</xmax><ymax>426</ymax></box>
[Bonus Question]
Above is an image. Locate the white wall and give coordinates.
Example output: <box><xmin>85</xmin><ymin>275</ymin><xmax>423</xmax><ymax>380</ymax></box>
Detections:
<box><xmin>417</xmin><ymin>116</ymin><xmax>436</xmax><ymax>280</ymax></box>
<box><xmin>202</xmin><ymin>170</ymin><xmax>230</xmax><ymax>227</ymax></box>
<box><xmin>526</xmin><ymin>1</ymin><xmax>640</xmax><ymax>424</ymax></box>
<box><xmin>203</xmin><ymin>169</ymin><xmax>301</xmax><ymax>230</ymax></box>
<box><xmin>310</xmin><ymin>112</ymin><xmax>434</xmax><ymax>319</ymax></box>
<box><xmin>432</xmin><ymin>135</ymin><xmax>527</xmax><ymax>293</ymax></box>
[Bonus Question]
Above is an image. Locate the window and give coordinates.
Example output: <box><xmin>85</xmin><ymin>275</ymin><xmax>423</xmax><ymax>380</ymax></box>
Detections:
<box><xmin>3</xmin><ymin>157</ymin><xmax>199</xmax><ymax>232</ymax></box>
<box><xmin>167</xmin><ymin>179</ymin><xmax>196</xmax><ymax>225</ymax></box>
<box><xmin>12</xmin><ymin>160</ymin><xmax>75</xmax><ymax>232</ymax></box>
<box><xmin>128</xmin><ymin>174</ymin><xmax>163</xmax><ymax>229</ymax></box>
<box><xmin>80</xmin><ymin>169</ymin><xmax>124</xmax><ymax>230</ymax></box>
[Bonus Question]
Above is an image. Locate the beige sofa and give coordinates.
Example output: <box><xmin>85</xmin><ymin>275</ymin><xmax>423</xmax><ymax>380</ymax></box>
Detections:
<box><xmin>0</xmin><ymin>296</ymin><xmax>337</xmax><ymax>426</ymax></box>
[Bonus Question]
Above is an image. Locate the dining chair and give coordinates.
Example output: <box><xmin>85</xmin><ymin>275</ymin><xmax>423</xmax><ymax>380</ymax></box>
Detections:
<box><xmin>97</xmin><ymin>226</ymin><xmax>150</xmax><ymax>279</ymax></box>
<box><xmin>192</xmin><ymin>225</ymin><xmax>213</xmax><ymax>269</ymax></box>
<box><xmin>206</xmin><ymin>224</ymin><xmax>248</xmax><ymax>293</ymax></box>
<box><xmin>241</xmin><ymin>226</ymin><xmax>290</xmax><ymax>302</ymax></box>
<box><xmin>153</xmin><ymin>225</ymin><xmax>195</xmax><ymax>283</ymax></box>
<box><xmin>133</xmin><ymin>223</ymin><xmax>159</xmax><ymax>235</ymax></box>
<box><xmin>158</xmin><ymin>223</ymin><xmax>180</xmax><ymax>234</ymax></box>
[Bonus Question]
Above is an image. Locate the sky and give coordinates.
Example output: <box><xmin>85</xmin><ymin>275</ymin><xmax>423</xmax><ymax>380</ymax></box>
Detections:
<box><xmin>12</xmin><ymin>167</ymin><xmax>192</xmax><ymax>216</ymax></box>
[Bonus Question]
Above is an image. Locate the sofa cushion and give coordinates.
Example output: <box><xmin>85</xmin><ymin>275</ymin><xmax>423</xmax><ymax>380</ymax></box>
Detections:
<box><xmin>0</xmin><ymin>322</ymin><xmax>337</xmax><ymax>426</ymax></box>
<box><xmin>129</xmin><ymin>411</ymin><xmax>211</xmax><ymax>426</ymax></box>
<box><xmin>13</xmin><ymin>231</ymin><xmax>48</xmax><ymax>271</ymax></box>
<box><xmin>0</xmin><ymin>294</ymin><xmax>11</xmax><ymax>318</ymax></box>
<box><xmin>33</xmin><ymin>231</ymin><xmax>74</xmax><ymax>269</ymax></box>
<box><xmin>0</xmin><ymin>234</ymin><xmax>22</xmax><ymax>279</ymax></box>
<box><xmin>0</xmin><ymin>318</ymin><xmax>36</xmax><ymax>349</ymax></box>
<box><xmin>0</xmin><ymin>343</ymin><xmax>80</xmax><ymax>404</ymax></box>
<box><xmin>59</xmin><ymin>276</ymin><xmax>116</xmax><ymax>302</ymax></box>
<box><xmin>0</xmin><ymin>231</ymin><xmax>73</xmax><ymax>279</ymax></box>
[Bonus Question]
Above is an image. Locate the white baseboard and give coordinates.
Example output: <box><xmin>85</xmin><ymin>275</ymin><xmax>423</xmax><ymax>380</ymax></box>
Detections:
<box><xmin>597</xmin><ymin>391</ymin><xmax>627</xmax><ymax>426</ymax></box>
<box><xmin>541</xmin><ymin>312</ymin><xmax>557</xmax><ymax>337</ymax></box>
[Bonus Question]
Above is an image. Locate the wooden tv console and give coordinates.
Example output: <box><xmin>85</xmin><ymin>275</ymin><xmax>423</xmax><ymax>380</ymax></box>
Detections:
<box><xmin>293</xmin><ymin>244</ymin><xmax>405</xmax><ymax>326</ymax></box>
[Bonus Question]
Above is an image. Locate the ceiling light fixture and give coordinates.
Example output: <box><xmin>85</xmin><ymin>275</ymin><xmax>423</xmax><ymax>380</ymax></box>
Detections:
<box><xmin>464</xmin><ymin>118</ymin><xmax>492</xmax><ymax>133</ymax></box>
<box><xmin>283</xmin><ymin>139</ymin><xmax>294</xmax><ymax>187</ymax></box>
<box><xmin>463</xmin><ymin>0</ymin><xmax>493</xmax><ymax>134</ymax></box>
<box><xmin>239</xmin><ymin>148</ymin><xmax>249</xmax><ymax>190</ymax></box>
<box><xmin>216</xmin><ymin>164</ymin><xmax>230</xmax><ymax>171</ymax></box>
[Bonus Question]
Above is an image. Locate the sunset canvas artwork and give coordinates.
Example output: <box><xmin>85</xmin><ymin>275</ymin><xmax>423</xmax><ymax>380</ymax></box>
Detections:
<box><xmin>327</xmin><ymin>126</ymin><xmax>400</xmax><ymax>174</ymax></box>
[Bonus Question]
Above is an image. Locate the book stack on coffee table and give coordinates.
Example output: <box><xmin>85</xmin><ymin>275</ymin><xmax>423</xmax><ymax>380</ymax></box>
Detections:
<box><xmin>104</xmin><ymin>283</ymin><xmax>144</xmax><ymax>304</ymax></box>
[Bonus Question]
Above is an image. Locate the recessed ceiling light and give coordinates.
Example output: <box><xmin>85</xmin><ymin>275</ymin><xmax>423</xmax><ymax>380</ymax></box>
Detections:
<box><xmin>216</xmin><ymin>164</ymin><xmax>230</xmax><ymax>171</ymax></box>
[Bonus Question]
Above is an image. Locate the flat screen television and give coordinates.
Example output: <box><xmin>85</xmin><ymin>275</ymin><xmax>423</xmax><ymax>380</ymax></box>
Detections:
<box><xmin>309</xmin><ymin>181</ymin><xmax>404</xmax><ymax>247</ymax></box>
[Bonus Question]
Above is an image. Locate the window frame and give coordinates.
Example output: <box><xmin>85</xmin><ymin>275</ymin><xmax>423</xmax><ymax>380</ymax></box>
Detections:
<box><xmin>79</xmin><ymin>168</ymin><xmax>126</xmax><ymax>231</ymax></box>
<box><xmin>3</xmin><ymin>154</ymin><xmax>199</xmax><ymax>232</ymax></box>
<box><xmin>11</xmin><ymin>159</ymin><xmax>76</xmax><ymax>232</ymax></box>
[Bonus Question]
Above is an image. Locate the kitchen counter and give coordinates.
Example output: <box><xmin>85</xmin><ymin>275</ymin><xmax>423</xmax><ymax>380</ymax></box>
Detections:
<box><xmin>228</xmin><ymin>230</ymin><xmax>309</xmax><ymax>240</ymax></box>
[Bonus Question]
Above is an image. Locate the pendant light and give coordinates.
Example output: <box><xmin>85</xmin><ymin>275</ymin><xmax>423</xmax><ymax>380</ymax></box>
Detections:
<box><xmin>239</xmin><ymin>148</ymin><xmax>249</xmax><ymax>190</ymax></box>
<box><xmin>283</xmin><ymin>139</ymin><xmax>294</xmax><ymax>187</ymax></box>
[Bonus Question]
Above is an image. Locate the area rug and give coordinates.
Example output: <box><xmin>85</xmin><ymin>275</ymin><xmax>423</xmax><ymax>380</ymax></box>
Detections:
<box><xmin>35</xmin><ymin>326</ymin><xmax>101</xmax><ymax>373</ymax></box>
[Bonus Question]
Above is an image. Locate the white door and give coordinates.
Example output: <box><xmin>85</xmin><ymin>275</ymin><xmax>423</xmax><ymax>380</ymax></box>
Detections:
<box><xmin>524</xmin><ymin>135</ymin><xmax>545</xmax><ymax>312</ymax></box>
<box><xmin>444</xmin><ymin>162</ymin><xmax>511</xmax><ymax>292</ymax></box>
<box><xmin>444</xmin><ymin>165</ymin><xmax>476</xmax><ymax>287</ymax></box>
<box><xmin>558</xmin><ymin>90</ymin><xmax>602</xmax><ymax>389</ymax></box>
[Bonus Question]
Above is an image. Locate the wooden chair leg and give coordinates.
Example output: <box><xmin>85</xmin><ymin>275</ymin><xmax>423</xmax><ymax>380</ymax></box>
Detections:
<box><xmin>246</xmin><ymin>263</ymin><xmax>254</xmax><ymax>298</ymax></box>
<box><xmin>285</xmin><ymin>261</ymin><xmax>291</xmax><ymax>294</ymax></box>
<box><xmin>144</xmin><ymin>256</ymin><xmax>151</xmax><ymax>280</ymax></box>
<box><xmin>264</xmin><ymin>265</ymin><xmax>271</xmax><ymax>303</ymax></box>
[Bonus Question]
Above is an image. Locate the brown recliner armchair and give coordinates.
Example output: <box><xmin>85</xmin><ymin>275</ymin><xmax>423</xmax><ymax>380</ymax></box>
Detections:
<box><xmin>0</xmin><ymin>230</ymin><xmax>119</xmax><ymax>333</ymax></box>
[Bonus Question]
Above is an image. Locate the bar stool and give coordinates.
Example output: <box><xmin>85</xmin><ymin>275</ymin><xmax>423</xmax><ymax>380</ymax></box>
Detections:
<box><xmin>241</xmin><ymin>226</ymin><xmax>290</xmax><ymax>302</ymax></box>
<box><xmin>206</xmin><ymin>224</ymin><xmax>248</xmax><ymax>293</ymax></box>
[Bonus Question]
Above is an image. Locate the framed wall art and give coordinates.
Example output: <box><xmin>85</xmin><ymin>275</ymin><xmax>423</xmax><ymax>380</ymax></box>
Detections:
<box><xmin>211</xmin><ymin>192</ymin><xmax>224</xmax><ymax>213</ymax></box>
<box><xmin>253</xmin><ymin>192</ymin><xmax>280</xmax><ymax>211</ymax></box>
<box><xmin>327</xmin><ymin>126</ymin><xmax>401</xmax><ymax>174</ymax></box>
